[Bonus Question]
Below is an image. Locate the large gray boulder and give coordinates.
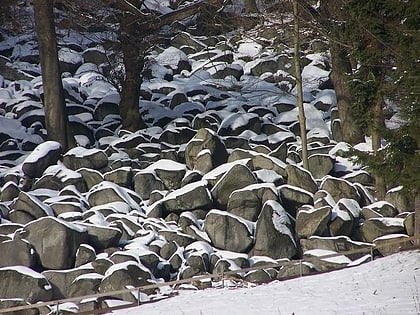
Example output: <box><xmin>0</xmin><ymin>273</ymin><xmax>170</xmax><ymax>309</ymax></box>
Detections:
<box><xmin>68</xmin><ymin>272</ymin><xmax>103</xmax><ymax>298</ymax></box>
<box><xmin>75</xmin><ymin>223</ymin><xmax>122</xmax><ymax>250</ymax></box>
<box><xmin>63</xmin><ymin>147</ymin><xmax>108</xmax><ymax>171</ymax></box>
<box><xmin>286</xmin><ymin>164</ymin><xmax>318</xmax><ymax>194</ymax></box>
<box><xmin>23</xmin><ymin>217</ymin><xmax>88</xmax><ymax>270</ymax></box>
<box><xmin>252</xmin><ymin>200</ymin><xmax>297</xmax><ymax>259</ymax></box>
<box><xmin>278</xmin><ymin>184</ymin><xmax>314</xmax><ymax>216</ymax></box>
<box><xmin>99</xmin><ymin>261</ymin><xmax>152</xmax><ymax>302</ymax></box>
<box><xmin>87</xmin><ymin>181</ymin><xmax>142</xmax><ymax>212</ymax></box>
<box><xmin>227</xmin><ymin>183</ymin><xmax>279</xmax><ymax>221</ymax></box>
<box><xmin>204</xmin><ymin>210</ymin><xmax>254</xmax><ymax>253</ymax></box>
<box><xmin>32</xmin><ymin>165</ymin><xmax>87</xmax><ymax>192</ymax></box>
<box><xmin>0</xmin><ymin>266</ymin><xmax>53</xmax><ymax>303</ymax></box>
<box><xmin>329</xmin><ymin>199</ymin><xmax>361</xmax><ymax>237</ymax></box>
<box><xmin>320</xmin><ymin>176</ymin><xmax>360</xmax><ymax>203</ymax></box>
<box><xmin>211</xmin><ymin>163</ymin><xmax>257</xmax><ymax>208</ymax></box>
<box><xmin>296</xmin><ymin>205</ymin><xmax>331</xmax><ymax>238</ymax></box>
<box><xmin>185</xmin><ymin>128</ymin><xmax>228</xmax><ymax>173</ymax></box>
<box><xmin>42</xmin><ymin>266</ymin><xmax>94</xmax><ymax>299</ymax></box>
<box><xmin>134</xmin><ymin>170</ymin><xmax>166</xmax><ymax>200</ymax></box>
<box><xmin>308</xmin><ymin>154</ymin><xmax>335</xmax><ymax>179</ymax></box>
<box><xmin>12</xmin><ymin>191</ymin><xmax>54</xmax><ymax>220</ymax></box>
<box><xmin>162</xmin><ymin>180</ymin><xmax>213</xmax><ymax>213</ymax></box>
<box><xmin>0</xmin><ymin>238</ymin><xmax>36</xmax><ymax>268</ymax></box>
<box><xmin>218</xmin><ymin>112</ymin><xmax>261</xmax><ymax>136</ymax></box>
<box><xmin>143</xmin><ymin>159</ymin><xmax>187</xmax><ymax>190</ymax></box>
<box><xmin>360</xmin><ymin>217</ymin><xmax>406</xmax><ymax>243</ymax></box>
<box><xmin>22</xmin><ymin>141</ymin><xmax>62</xmax><ymax>179</ymax></box>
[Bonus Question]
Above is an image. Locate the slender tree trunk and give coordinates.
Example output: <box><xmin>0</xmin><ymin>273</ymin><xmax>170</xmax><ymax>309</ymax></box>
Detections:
<box><xmin>119</xmin><ymin>2</ymin><xmax>145</xmax><ymax>132</ymax></box>
<box><xmin>415</xmin><ymin>194</ymin><xmax>420</xmax><ymax>246</ymax></box>
<box><xmin>33</xmin><ymin>0</ymin><xmax>73</xmax><ymax>150</ymax></box>
<box><xmin>292</xmin><ymin>0</ymin><xmax>308</xmax><ymax>170</ymax></box>
<box><xmin>371</xmin><ymin>96</ymin><xmax>386</xmax><ymax>198</ymax></box>
<box><xmin>330</xmin><ymin>43</ymin><xmax>364</xmax><ymax>145</ymax></box>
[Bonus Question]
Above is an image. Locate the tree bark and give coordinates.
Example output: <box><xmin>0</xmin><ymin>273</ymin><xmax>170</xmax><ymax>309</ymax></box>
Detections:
<box><xmin>292</xmin><ymin>0</ymin><xmax>308</xmax><ymax>170</ymax></box>
<box><xmin>119</xmin><ymin>7</ymin><xmax>145</xmax><ymax>132</ymax></box>
<box><xmin>33</xmin><ymin>0</ymin><xmax>72</xmax><ymax>150</ymax></box>
<box><xmin>329</xmin><ymin>43</ymin><xmax>364</xmax><ymax>145</ymax></box>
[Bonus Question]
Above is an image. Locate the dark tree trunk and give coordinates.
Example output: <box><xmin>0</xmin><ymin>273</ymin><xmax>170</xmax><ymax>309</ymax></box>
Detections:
<box><xmin>33</xmin><ymin>0</ymin><xmax>72</xmax><ymax>150</ymax></box>
<box><xmin>119</xmin><ymin>2</ymin><xmax>146</xmax><ymax>132</ymax></box>
<box><xmin>330</xmin><ymin>43</ymin><xmax>364</xmax><ymax>145</ymax></box>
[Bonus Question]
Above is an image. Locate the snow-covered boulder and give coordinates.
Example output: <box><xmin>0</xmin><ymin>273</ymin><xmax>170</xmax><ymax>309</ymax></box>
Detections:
<box><xmin>360</xmin><ymin>217</ymin><xmax>406</xmax><ymax>243</ymax></box>
<box><xmin>75</xmin><ymin>223</ymin><xmax>122</xmax><ymax>251</ymax></box>
<box><xmin>227</xmin><ymin>183</ymin><xmax>278</xmax><ymax>221</ymax></box>
<box><xmin>23</xmin><ymin>217</ymin><xmax>88</xmax><ymax>270</ymax></box>
<box><xmin>68</xmin><ymin>272</ymin><xmax>103</xmax><ymax>298</ymax></box>
<box><xmin>286</xmin><ymin>164</ymin><xmax>318</xmax><ymax>194</ymax></box>
<box><xmin>329</xmin><ymin>199</ymin><xmax>360</xmax><ymax>237</ymax></box>
<box><xmin>204</xmin><ymin>210</ymin><xmax>254</xmax><ymax>253</ymax></box>
<box><xmin>74</xmin><ymin>244</ymin><xmax>96</xmax><ymax>267</ymax></box>
<box><xmin>63</xmin><ymin>147</ymin><xmax>108</xmax><ymax>171</ymax></box>
<box><xmin>161</xmin><ymin>180</ymin><xmax>213</xmax><ymax>213</ymax></box>
<box><xmin>42</xmin><ymin>265</ymin><xmax>94</xmax><ymax>299</ymax></box>
<box><xmin>296</xmin><ymin>205</ymin><xmax>331</xmax><ymax>238</ymax></box>
<box><xmin>218</xmin><ymin>112</ymin><xmax>261</xmax><ymax>136</ymax></box>
<box><xmin>252</xmin><ymin>200</ymin><xmax>297</xmax><ymax>259</ymax></box>
<box><xmin>0</xmin><ymin>238</ymin><xmax>36</xmax><ymax>268</ymax></box>
<box><xmin>0</xmin><ymin>266</ymin><xmax>52</xmax><ymax>303</ymax></box>
<box><xmin>278</xmin><ymin>184</ymin><xmax>314</xmax><ymax>216</ymax></box>
<box><xmin>185</xmin><ymin>128</ymin><xmax>228</xmax><ymax>173</ymax></box>
<box><xmin>22</xmin><ymin>141</ymin><xmax>61</xmax><ymax>179</ymax></box>
<box><xmin>307</xmin><ymin>154</ymin><xmax>335</xmax><ymax>179</ymax></box>
<box><xmin>320</xmin><ymin>176</ymin><xmax>360</xmax><ymax>203</ymax></box>
<box><xmin>211</xmin><ymin>163</ymin><xmax>257</xmax><ymax>208</ymax></box>
<box><xmin>11</xmin><ymin>191</ymin><xmax>54</xmax><ymax>222</ymax></box>
<box><xmin>99</xmin><ymin>261</ymin><xmax>153</xmax><ymax>302</ymax></box>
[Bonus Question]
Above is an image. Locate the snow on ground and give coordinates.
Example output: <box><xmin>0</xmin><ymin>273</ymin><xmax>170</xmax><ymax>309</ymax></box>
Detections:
<box><xmin>111</xmin><ymin>250</ymin><xmax>420</xmax><ymax>315</ymax></box>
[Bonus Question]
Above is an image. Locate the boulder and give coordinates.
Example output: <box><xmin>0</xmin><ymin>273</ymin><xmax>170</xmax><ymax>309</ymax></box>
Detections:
<box><xmin>143</xmin><ymin>159</ymin><xmax>187</xmax><ymax>190</ymax></box>
<box><xmin>0</xmin><ymin>238</ymin><xmax>36</xmax><ymax>268</ymax></box>
<box><xmin>78</xmin><ymin>168</ymin><xmax>104</xmax><ymax>190</ymax></box>
<box><xmin>373</xmin><ymin>234</ymin><xmax>412</xmax><ymax>256</ymax></box>
<box><xmin>403</xmin><ymin>212</ymin><xmax>415</xmax><ymax>236</ymax></box>
<box><xmin>308</xmin><ymin>154</ymin><xmax>335</xmax><ymax>179</ymax></box>
<box><xmin>204</xmin><ymin>210</ymin><xmax>254</xmax><ymax>253</ymax></box>
<box><xmin>0</xmin><ymin>181</ymin><xmax>20</xmax><ymax>201</ymax></box>
<box><xmin>303</xmin><ymin>249</ymin><xmax>351</xmax><ymax>271</ymax></box>
<box><xmin>329</xmin><ymin>199</ymin><xmax>361</xmax><ymax>237</ymax></box>
<box><xmin>76</xmin><ymin>223</ymin><xmax>122</xmax><ymax>250</ymax></box>
<box><xmin>43</xmin><ymin>266</ymin><xmax>94</xmax><ymax>299</ymax></box>
<box><xmin>360</xmin><ymin>217</ymin><xmax>406</xmax><ymax>243</ymax></box>
<box><xmin>251</xmin><ymin>153</ymin><xmax>287</xmax><ymax>177</ymax></box>
<box><xmin>159</xmin><ymin>229</ymin><xmax>196</xmax><ymax>247</ymax></box>
<box><xmin>277</xmin><ymin>261</ymin><xmax>317</xmax><ymax>279</ymax></box>
<box><xmin>278</xmin><ymin>184</ymin><xmax>314</xmax><ymax>216</ymax></box>
<box><xmin>75</xmin><ymin>244</ymin><xmax>96</xmax><ymax>267</ymax></box>
<box><xmin>227</xmin><ymin>183</ymin><xmax>278</xmax><ymax>221</ymax></box>
<box><xmin>23</xmin><ymin>217</ymin><xmax>88</xmax><ymax>270</ymax></box>
<box><xmin>32</xmin><ymin>165</ymin><xmax>87</xmax><ymax>192</ymax></box>
<box><xmin>12</xmin><ymin>191</ymin><xmax>54</xmax><ymax>220</ymax></box>
<box><xmin>296</xmin><ymin>205</ymin><xmax>331</xmax><ymax>238</ymax></box>
<box><xmin>104</xmin><ymin>167</ymin><xmax>134</xmax><ymax>189</ymax></box>
<box><xmin>363</xmin><ymin>201</ymin><xmax>398</xmax><ymax>218</ymax></box>
<box><xmin>162</xmin><ymin>180</ymin><xmax>213</xmax><ymax>213</ymax></box>
<box><xmin>99</xmin><ymin>261</ymin><xmax>152</xmax><ymax>302</ymax></box>
<box><xmin>22</xmin><ymin>141</ymin><xmax>61</xmax><ymax>179</ymax></box>
<box><xmin>87</xmin><ymin>181</ymin><xmax>142</xmax><ymax>212</ymax></box>
<box><xmin>0</xmin><ymin>266</ymin><xmax>53</xmax><ymax>303</ymax></box>
<box><xmin>385</xmin><ymin>186</ymin><xmax>415</xmax><ymax>212</ymax></box>
<box><xmin>211</xmin><ymin>163</ymin><xmax>257</xmax><ymax>208</ymax></box>
<box><xmin>286</xmin><ymin>164</ymin><xmax>318</xmax><ymax>194</ymax></box>
<box><xmin>185</xmin><ymin>128</ymin><xmax>228</xmax><ymax>173</ymax></box>
<box><xmin>63</xmin><ymin>147</ymin><xmax>108</xmax><ymax>171</ymax></box>
<box><xmin>68</xmin><ymin>273</ymin><xmax>103</xmax><ymax>298</ymax></box>
<box><xmin>320</xmin><ymin>176</ymin><xmax>360</xmax><ymax>203</ymax></box>
<box><xmin>253</xmin><ymin>200</ymin><xmax>297</xmax><ymax>259</ymax></box>
<box><xmin>134</xmin><ymin>170</ymin><xmax>166</xmax><ymax>200</ymax></box>
<box><xmin>218</xmin><ymin>112</ymin><xmax>261</xmax><ymax>136</ymax></box>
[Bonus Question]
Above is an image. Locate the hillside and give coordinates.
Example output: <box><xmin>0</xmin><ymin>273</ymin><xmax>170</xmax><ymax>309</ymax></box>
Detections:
<box><xmin>0</xmin><ymin>2</ymin><xmax>417</xmax><ymax>314</ymax></box>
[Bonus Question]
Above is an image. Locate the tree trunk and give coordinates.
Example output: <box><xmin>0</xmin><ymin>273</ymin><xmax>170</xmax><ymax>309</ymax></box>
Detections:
<box><xmin>119</xmin><ymin>3</ymin><xmax>145</xmax><ymax>132</ymax></box>
<box><xmin>292</xmin><ymin>0</ymin><xmax>308</xmax><ymax>170</ymax></box>
<box><xmin>415</xmin><ymin>194</ymin><xmax>420</xmax><ymax>246</ymax></box>
<box><xmin>330</xmin><ymin>43</ymin><xmax>364</xmax><ymax>145</ymax></box>
<box><xmin>33</xmin><ymin>0</ymin><xmax>72</xmax><ymax>150</ymax></box>
<box><xmin>371</xmin><ymin>96</ymin><xmax>386</xmax><ymax>199</ymax></box>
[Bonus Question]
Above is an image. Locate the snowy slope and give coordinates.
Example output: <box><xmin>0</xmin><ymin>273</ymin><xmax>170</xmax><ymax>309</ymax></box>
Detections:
<box><xmin>112</xmin><ymin>250</ymin><xmax>420</xmax><ymax>315</ymax></box>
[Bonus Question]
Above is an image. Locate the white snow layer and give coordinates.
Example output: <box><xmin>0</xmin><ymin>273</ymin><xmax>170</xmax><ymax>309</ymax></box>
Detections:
<box><xmin>111</xmin><ymin>250</ymin><xmax>420</xmax><ymax>315</ymax></box>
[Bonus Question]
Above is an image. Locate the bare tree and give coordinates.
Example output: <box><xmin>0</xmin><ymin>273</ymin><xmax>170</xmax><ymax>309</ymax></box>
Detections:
<box><xmin>292</xmin><ymin>0</ymin><xmax>308</xmax><ymax>169</ymax></box>
<box><xmin>33</xmin><ymin>0</ymin><xmax>73</xmax><ymax>150</ymax></box>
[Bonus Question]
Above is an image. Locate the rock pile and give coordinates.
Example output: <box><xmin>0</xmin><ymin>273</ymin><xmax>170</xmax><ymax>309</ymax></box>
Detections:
<box><xmin>0</xmin><ymin>18</ymin><xmax>415</xmax><ymax>313</ymax></box>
